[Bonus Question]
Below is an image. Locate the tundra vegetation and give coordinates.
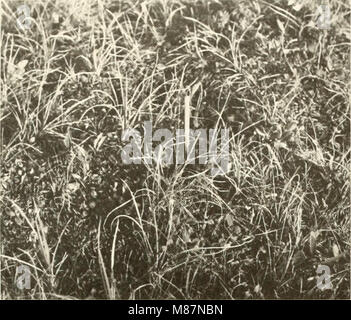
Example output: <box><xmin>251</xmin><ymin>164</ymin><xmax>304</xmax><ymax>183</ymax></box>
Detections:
<box><xmin>0</xmin><ymin>0</ymin><xmax>350</xmax><ymax>299</ymax></box>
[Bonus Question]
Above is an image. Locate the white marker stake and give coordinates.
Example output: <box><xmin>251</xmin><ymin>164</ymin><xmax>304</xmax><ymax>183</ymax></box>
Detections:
<box><xmin>184</xmin><ymin>95</ymin><xmax>191</xmax><ymax>155</ymax></box>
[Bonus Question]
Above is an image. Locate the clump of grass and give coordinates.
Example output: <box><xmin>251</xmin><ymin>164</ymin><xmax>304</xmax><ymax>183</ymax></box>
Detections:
<box><xmin>1</xmin><ymin>0</ymin><xmax>350</xmax><ymax>299</ymax></box>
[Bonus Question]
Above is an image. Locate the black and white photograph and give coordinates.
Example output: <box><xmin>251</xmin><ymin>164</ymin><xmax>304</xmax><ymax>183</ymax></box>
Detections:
<box><xmin>0</xmin><ymin>0</ymin><xmax>350</xmax><ymax>303</ymax></box>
